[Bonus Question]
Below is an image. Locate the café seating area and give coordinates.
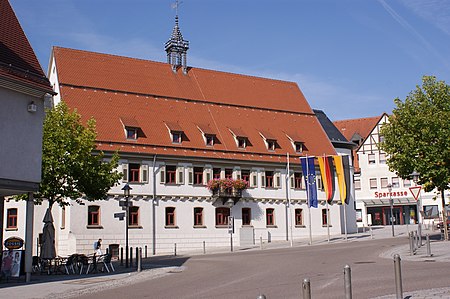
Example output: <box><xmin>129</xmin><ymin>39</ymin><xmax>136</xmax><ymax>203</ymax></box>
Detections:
<box><xmin>32</xmin><ymin>253</ymin><xmax>115</xmax><ymax>275</ymax></box>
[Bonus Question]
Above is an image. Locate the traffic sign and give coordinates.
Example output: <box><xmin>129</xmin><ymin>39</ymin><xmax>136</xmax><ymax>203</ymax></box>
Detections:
<box><xmin>228</xmin><ymin>216</ymin><xmax>234</xmax><ymax>234</ymax></box>
<box><xmin>409</xmin><ymin>186</ymin><xmax>422</xmax><ymax>201</ymax></box>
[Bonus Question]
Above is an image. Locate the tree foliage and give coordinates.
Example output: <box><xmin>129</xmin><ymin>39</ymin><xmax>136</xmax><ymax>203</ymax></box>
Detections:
<box><xmin>31</xmin><ymin>101</ymin><xmax>121</xmax><ymax>208</ymax></box>
<box><xmin>380</xmin><ymin>76</ymin><xmax>450</xmax><ymax>193</ymax></box>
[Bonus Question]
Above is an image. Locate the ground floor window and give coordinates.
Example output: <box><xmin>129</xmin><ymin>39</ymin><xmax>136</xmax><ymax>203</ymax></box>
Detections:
<box><xmin>165</xmin><ymin>207</ymin><xmax>176</xmax><ymax>227</ymax></box>
<box><xmin>7</xmin><ymin>208</ymin><xmax>17</xmax><ymax>229</ymax></box>
<box><xmin>87</xmin><ymin>206</ymin><xmax>100</xmax><ymax>226</ymax></box>
<box><xmin>242</xmin><ymin>208</ymin><xmax>251</xmax><ymax>225</ymax></box>
<box><xmin>266</xmin><ymin>208</ymin><xmax>275</xmax><ymax>226</ymax></box>
<box><xmin>322</xmin><ymin>209</ymin><xmax>329</xmax><ymax>226</ymax></box>
<box><xmin>216</xmin><ymin>207</ymin><xmax>230</xmax><ymax>226</ymax></box>
<box><xmin>295</xmin><ymin>208</ymin><xmax>303</xmax><ymax>226</ymax></box>
<box><xmin>194</xmin><ymin>207</ymin><xmax>203</xmax><ymax>226</ymax></box>
<box><xmin>129</xmin><ymin>206</ymin><xmax>140</xmax><ymax>226</ymax></box>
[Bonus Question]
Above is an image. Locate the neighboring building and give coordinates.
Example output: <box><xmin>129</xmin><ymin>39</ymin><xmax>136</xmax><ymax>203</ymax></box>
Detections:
<box><xmin>314</xmin><ymin>109</ymin><xmax>357</xmax><ymax>234</ymax></box>
<box><xmin>4</xmin><ymin>14</ymin><xmax>356</xmax><ymax>256</ymax></box>
<box><xmin>334</xmin><ymin>114</ymin><xmax>446</xmax><ymax>229</ymax></box>
<box><xmin>0</xmin><ymin>0</ymin><xmax>53</xmax><ymax>247</ymax></box>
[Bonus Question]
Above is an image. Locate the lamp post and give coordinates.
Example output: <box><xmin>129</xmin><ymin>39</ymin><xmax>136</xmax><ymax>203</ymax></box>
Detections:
<box><xmin>226</xmin><ymin>198</ymin><xmax>234</xmax><ymax>252</ymax></box>
<box><xmin>122</xmin><ymin>183</ymin><xmax>132</xmax><ymax>268</ymax></box>
<box><xmin>411</xmin><ymin>171</ymin><xmax>421</xmax><ymax>242</ymax></box>
<box><xmin>387</xmin><ymin>184</ymin><xmax>395</xmax><ymax>237</ymax></box>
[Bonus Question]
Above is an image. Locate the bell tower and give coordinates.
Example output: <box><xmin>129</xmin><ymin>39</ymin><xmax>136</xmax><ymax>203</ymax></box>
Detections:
<box><xmin>165</xmin><ymin>1</ymin><xmax>189</xmax><ymax>74</ymax></box>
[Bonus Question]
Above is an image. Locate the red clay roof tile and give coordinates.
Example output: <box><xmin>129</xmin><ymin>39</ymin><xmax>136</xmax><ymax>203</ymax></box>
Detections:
<box><xmin>0</xmin><ymin>0</ymin><xmax>53</xmax><ymax>93</ymax></box>
<box><xmin>54</xmin><ymin>47</ymin><xmax>336</xmax><ymax>163</ymax></box>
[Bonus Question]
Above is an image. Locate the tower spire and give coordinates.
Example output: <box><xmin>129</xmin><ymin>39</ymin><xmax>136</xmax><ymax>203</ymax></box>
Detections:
<box><xmin>165</xmin><ymin>1</ymin><xmax>189</xmax><ymax>74</ymax></box>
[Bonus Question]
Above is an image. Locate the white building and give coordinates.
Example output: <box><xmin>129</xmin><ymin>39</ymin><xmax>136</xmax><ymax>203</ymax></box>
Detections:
<box><xmin>334</xmin><ymin>114</ymin><xmax>447</xmax><ymax>229</ymax></box>
<box><xmin>3</xmin><ymin>15</ymin><xmax>357</xmax><ymax>257</ymax></box>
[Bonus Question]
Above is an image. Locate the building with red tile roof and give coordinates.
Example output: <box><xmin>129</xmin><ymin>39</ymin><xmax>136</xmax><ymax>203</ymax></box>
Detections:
<box><xmin>7</xmin><ymin>13</ymin><xmax>356</xmax><ymax>256</ymax></box>
<box><xmin>0</xmin><ymin>0</ymin><xmax>54</xmax><ymax>281</ymax></box>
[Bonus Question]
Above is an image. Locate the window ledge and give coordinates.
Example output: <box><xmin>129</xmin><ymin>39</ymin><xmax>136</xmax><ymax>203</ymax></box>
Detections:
<box><xmin>322</xmin><ymin>225</ymin><xmax>333</xmax><ymax>227</ymax></box>
<box><xmin>164</xmin><ymin>225</ymin><xmax>179</xmax><ymax>229</ymax></box>
<box><xmin>193</xmin><ymin>225</ymin><xmax>207</xmax><ymax>229</ymax></box>
<box><xmin>215</xmin><ymin>225</ymin><xmax>229</xmax><ymax>228</ymax></box>
<box><xmin>295</xmin><ymin>225</ymin><xmax>306</xmax><ymax>228</ymax></box>
<box><xmin>242</xmin><ymin>225</ymin><xmax>253</xmax><ymax>227</ymax></box>
<box><xmin>266</xmin><ymin>225</ymin><xmax>277</xmax><ymax>228</ymax></box>
<box><xmin>86</xmin><ymin>225</ymin><xmax>103</xmax><ymax>229</ymax></box>
<box><xmin>129</xmin><ymin>225</ymin><xmax>143</xmax><ymax>229</ymax></box>
<box><xmin>5</xmin><ymin>228</ymin><xmax>18</xmax><ymax>231</ymax></box>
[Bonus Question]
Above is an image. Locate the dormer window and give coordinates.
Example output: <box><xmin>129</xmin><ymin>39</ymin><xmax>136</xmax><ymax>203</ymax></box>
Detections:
<box><xmin>267</xmin><ymin>140</ymin><xmax>276</xmax><ymax>151</ymax></box>
<box><xmin>285</xmin><ymin>132</ymin><xmax>304</xmax><ymax>154</ymax></box>
<box><xmin>294</xmin><ymin>142</ymin><xmax>303</xmax><ymax>153</ymax></box>
<box><xmin>165</xmin><ymin>122</ymin><xmax>184</xmax><ymax>144</ymax></box>
<box><xmin>126</xmin><ymin>127</ymin><xmax>138</xmax><ymax>140</ymax></box>
<box><xmin>120</xmin><ymin>117</ymin><xmax>144</xmax><ymax>141</ymax></box>
<box><xmin>172</xmin><ymin>132</ymin><xmax>182</xmax><ymax>144</ymax></box>
<box><xmin>237</xmin><ymin>137</ymin><xmax>246</xmax><ymax>149</ymax></box>
<box><xmin>196</xmin><ymin>124</ymin><xmax>217</xmax><ymax>147</ymax></box>
<box><xmin>205</xmin><ymin>135</ymin><xmax>214</xmax><ymax>146</ymax></box>
<box><xmin>229</xmin><ymin>127</ymin><xmax>249</xmax><ymax>150</ymax></box>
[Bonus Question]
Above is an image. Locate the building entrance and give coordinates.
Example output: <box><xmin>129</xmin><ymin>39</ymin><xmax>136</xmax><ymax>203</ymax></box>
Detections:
<box><xmin>367</xmin><ymin>205</ymin><xmax>417</xmax><ymax>226</ymax></box>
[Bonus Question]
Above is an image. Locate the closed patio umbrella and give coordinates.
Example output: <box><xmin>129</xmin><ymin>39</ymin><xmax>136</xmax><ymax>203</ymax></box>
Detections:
<box><xmin>40</xmin><ymin>208</ymin><xmax>56</xmax><ymax>260</ymax></box>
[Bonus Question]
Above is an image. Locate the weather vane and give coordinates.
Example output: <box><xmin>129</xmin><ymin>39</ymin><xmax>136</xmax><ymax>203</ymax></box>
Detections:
<box><xmin>171</xmin><ymin>0</ymin><xmax>183</xmax><ymax>16</ymax></box>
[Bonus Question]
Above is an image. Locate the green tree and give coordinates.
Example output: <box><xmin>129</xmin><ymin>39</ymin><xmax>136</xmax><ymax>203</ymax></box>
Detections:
<box><xmin>380</xmin><ymin>75</ymin><xmax>450</xmax><ymax>239</ymax></box>
<box><xmin>29</xmin><ymin>101</ymin><xmax>121</xmax><ymax>208</ymax></box>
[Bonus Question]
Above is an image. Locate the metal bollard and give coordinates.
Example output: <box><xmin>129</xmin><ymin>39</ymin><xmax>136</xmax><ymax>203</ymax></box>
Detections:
<box><xmin>174</xmin><ymin>243</ymin><xmax>177</xmax><ymax>256</ymax></box>
<box><xmin>394</xmin><ymin>254</ymin><xmax>403</xmax><ymax>299</ymax></box>
<box><xmin>260</xmin><ymin>236</ymin><xmax>263</xmax><ymax>250</ymax></box>
<box><xmin>135</xmin><ymin>247</ymin><xmax>139</xmax><ymax>267</ymax></box>
<box><xmin>302</xmin><ymin>278</ymin><xmax>311</xmax><ymax>299</ymax></box>
<box><xmin>409</xmin><ymin>232</ymin><xmax>414</xmax><ymax>256</ymax></box>
<box><xmin>137</xmin><ymin>248</ymin><xmax>142</xmax><ymax>272</ymax></box>
<box><xmin>344</xmin><ymin>265</ymin><xmax>352</xmax><ymax>299</ymax></box>
<box><xmin>106</xmin><ymin>248</ymin><xmax>109</xmax><ymax>254</ymax></box>
<box><xmin>145</xmin><ymin>245</ymin><xmax>148</xmax><ymax>259</ymax></box>
<box><xmin>370</xmin><ymin>227</ymin><xmax>373</xmax><ymax>239</ymax></box>
<box><xmin>426</xmin><ymin>234</ymin><xmax>432</xmax><ymax>257</ymax></box>
<box><xmin>418</xmin><ymin>225</ymin><xmax>422</xmax><ymax>247</ymax></box>
<box><xmin>256</xmin><ymin>295</ymin><xmax>266</xmax><ymax>299</ymax></box>
<box><xmin>415</xmin><ymin>231</ymin><xmax>419</xmax><ymax>248</ymax></box>
<box><xmin>130</xmin><ymin>247</ymin><xmax>133</xmax><ymax>266</ymax></box>
<box><xmin>120</xmin><ymin>247</ymin><xmax>123</xmax><ymax>266</ymax></box>
<box><xmin>203</xmin><ymin>241</ymin><xmax>206</xmax><ymax>254</ymax></box>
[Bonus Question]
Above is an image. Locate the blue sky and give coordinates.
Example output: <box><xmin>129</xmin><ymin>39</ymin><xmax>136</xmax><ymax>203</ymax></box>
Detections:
<box><xmin>9</xmin><ymin>0</ymin><xmax>450</xmax><ymax>120</ymax></box>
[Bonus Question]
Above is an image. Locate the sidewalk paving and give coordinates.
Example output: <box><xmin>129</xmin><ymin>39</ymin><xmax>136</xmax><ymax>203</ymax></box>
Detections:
<box><xmin>1</xmin><ymin>225</ymin><xmax>449</xmax><ymax>299</ymax></box>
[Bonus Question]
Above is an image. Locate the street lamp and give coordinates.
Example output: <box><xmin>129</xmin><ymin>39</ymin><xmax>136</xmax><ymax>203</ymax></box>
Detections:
<box><xmin>226</xmin><ymin>198</ymin><xmax>234</xmax><ymax>252</ymax></box>
<box><xmin>122</xmin><ymin>183</ymin><xmax>132</xmax><ymax>268</ymax></box>
<box><xmin>387</xmin><ymin>184</ymin><xmax>395</xmax><ymax>237</ymax></box>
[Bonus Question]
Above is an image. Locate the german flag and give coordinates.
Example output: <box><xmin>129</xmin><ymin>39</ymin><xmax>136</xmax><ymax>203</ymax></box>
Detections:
<box><xmin>318</xmin><ymin>156</ymin><xmax>335</xmax><ymax>203</ymax></box>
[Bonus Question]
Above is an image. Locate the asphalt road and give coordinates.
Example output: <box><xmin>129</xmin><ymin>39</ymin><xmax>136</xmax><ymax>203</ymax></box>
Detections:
<box><xmin>75</xmin><ymin>237</ymin><xmax>450</xmax><ymax>299</ymax></box>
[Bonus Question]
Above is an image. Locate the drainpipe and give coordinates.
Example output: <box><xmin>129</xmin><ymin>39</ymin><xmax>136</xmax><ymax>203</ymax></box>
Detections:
<box><xmin>152</xmin><ymin>155</ymin><xmax>157</xmax><ymax>255</ymax></box>
<box><xmin>25</xmin><ymin>192</ymin><xmax>34</xmax><ymax>283</ymax></box>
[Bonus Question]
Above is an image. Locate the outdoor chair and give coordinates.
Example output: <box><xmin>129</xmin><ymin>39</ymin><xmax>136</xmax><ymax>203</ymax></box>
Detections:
<box><xmin>97</xmin><ymin>253</ymin><xmax>115</xmax><ymax>273</ymax></box>
<box><xmin>32</xmin><ymin>256</ymin><xmax>42</xmax><ymax>273</ymax></box>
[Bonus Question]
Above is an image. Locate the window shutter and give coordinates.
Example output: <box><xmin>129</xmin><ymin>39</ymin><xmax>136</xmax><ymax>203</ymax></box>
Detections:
<box><xmin>261</xmin><ymin>172</ymin><xmax>266</xmax><ymax>188</ymax></box>
<box><xmin>122</xmin><ymin>164</ymin><xmax>128</xmax><ymax>182</ymax></box>
<box><xmin>250</xmin><ymin>171</ymin><xmax>257</xmax><ymax>188</ymax></box>
<box><xmin>234</xmin><ymin>169</ymin><xmax>241</xmax><ymax>180</ymax></box>
<box><xmin>160</xmin><ymin>165</ymin><xmax>166</xmax><ymax>184</ymax></box>
<box><xmin>202</xmin><ymin>168</ymin><xmax>208</xmax><ymax>185</ymax></box>
<box><xmin>290</xmin><ymin>173</ymin><xmax>294</xmax><ymax>189</ymax></box>
<box><xmin>141</xmin><ymin>164</ymin><xmax>149</xmax><ymax>183</ymax></box>
<box><xmin>274</xmin><ymin>172</ymin><xmax>281</xmax><ymax>188</ymax></box>
<box><xmin>176</xmin><ymin>166</ymin><xmax>184</xmax><ymax>184</ymax></box>
<box><xmin>188</xmin><ymin>167</ymin><xmax>193</xmax><ymax>185</ymax></box>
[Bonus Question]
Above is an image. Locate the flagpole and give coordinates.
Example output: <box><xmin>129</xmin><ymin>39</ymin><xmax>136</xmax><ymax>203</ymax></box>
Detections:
<box><xmin>343</xmin><ymin>201</ymin><xmax>348</xmax><ymax>241</ymax></box>
<box><xmin>306</xmin><ymin>155</ymin><xmax>313</xmax><ymax>245</ymax></box>
<box><xmin>323</xmin><ymin>154</ymin><xmax>330</xmax><ymax>243</ymax></box>
<box><xmin>286</xmin><ymin>153</ymin><xmax>293</xmax><ymax>247</ymax></box>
